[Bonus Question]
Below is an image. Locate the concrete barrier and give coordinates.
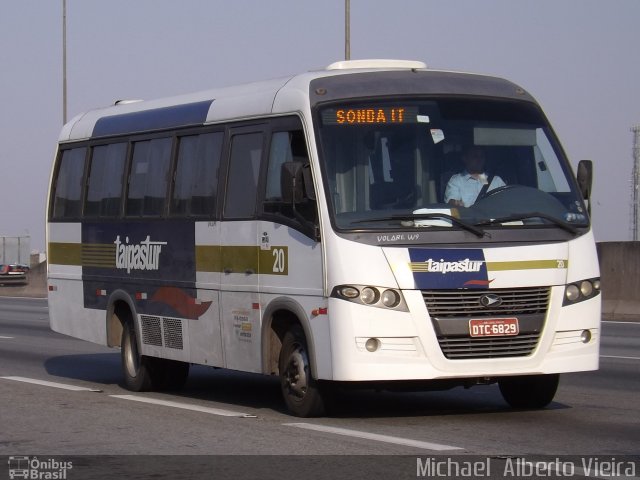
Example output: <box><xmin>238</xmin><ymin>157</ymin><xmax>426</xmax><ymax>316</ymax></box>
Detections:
<box><xmin>597</xmin><ymin>241</ymin><xmax>640</xmax><ymax>318</ymax></box>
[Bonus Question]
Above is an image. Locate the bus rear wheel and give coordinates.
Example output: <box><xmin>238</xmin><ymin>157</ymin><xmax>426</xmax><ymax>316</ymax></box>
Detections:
<box><xmin>499</xmin><ymin>373</ymin><xmax>560</xmax><ymax>409</ymax></box>
<box><xmin>279</xmin><ymin>326</ymin><xmax>325</xmax><ymax>417</ymax></box>
<box><xmin>121</xmin><ymin>321</ymin><xmax>156</xmax><ymax>391</ymax></box>
<box><xmin>121</xmin><ymin>321</ymin><xmax>190</xmax><ymax>392</ymax></box>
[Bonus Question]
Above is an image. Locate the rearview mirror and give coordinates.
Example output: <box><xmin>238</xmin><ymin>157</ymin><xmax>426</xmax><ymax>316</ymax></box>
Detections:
<box><xmin>576</xmin><ymin>160</ymin><xmax>593</xmax><ymax>201</ymax></box>
<box><xmin>281</xmin><ymin>162</ymin><xmax>315</xmax><ymax>203</ymax></box>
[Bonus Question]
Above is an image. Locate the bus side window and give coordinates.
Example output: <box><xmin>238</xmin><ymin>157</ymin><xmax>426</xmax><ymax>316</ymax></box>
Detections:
<box><xmin>52</xmin><ymin>147</ymin><xmax>86</xmax><ymax>219</ymax></box>
<box><xmin>85</xmin><ymin>143</ymin><xmax>127</xmax><ymax>218</ymax></box>
<box><xmin>223</xmin><ymin>132</ymin><xmax>263</xmax><ymax>219</ymax></box>
<box><xmin>172</xmin><ymin>132</ymin><xmax>223</xmax><ymax>217</ymax></box>
<box><xmin>263</xmin><ymin>130</ymin><xmax>317</xmax><ymax>225</ymax></box>
<box><xmin>126</xmin><ymin>138</ymin><xmax>172</xmax><ymax>217</ymax></box>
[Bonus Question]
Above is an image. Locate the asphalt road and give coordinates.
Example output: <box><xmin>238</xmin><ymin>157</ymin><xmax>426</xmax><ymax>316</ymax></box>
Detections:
<box><xmin>0</xmin><ymin>296</ymin><xmax>638</xmax><ymax>477</ymax></box>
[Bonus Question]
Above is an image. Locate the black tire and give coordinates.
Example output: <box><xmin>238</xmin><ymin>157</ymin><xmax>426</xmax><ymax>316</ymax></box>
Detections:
<box><xmin>279</xmin><ymin>326</ymin><xmax>326</xmax><ymax>417</ymax></box>
<box><xmin>121</xmin><ymin>321</ymin><xmax>158</xmax><ymax>392</ymax></box>
<box><xmin>499</xmin><ymin>374</ymin><xmax>560</xmax><ymax>409</ymax></box>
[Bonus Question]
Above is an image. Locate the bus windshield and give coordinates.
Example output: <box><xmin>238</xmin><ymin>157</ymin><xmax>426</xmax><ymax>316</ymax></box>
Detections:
<box><xmin>316</xmin><ymin>98</ymin><xmax>589</xmax><ymax>233</ymax></box>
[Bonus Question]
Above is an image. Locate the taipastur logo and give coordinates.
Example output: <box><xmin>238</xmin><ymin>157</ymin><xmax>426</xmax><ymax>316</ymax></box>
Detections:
<box><xmin>114</xmin><ymin>235</ymin><xmax>167</xmax><ymax>274</ymax></box>
<box><xmin>421</xmin><ymin>258</ymin><xmax>484</xmax><ymax>274</ymax></box>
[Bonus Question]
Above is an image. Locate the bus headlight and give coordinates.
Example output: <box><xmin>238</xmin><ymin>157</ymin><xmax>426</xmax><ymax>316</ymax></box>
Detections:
<box><xmin>579</xmin><ymin>280</ymin><xmax>593</xmax><ymax>297</ymax></box>
<box><xmin>565</xmin><ymin>284</ymin><xmax>580</xmax><ymax>302</ymax></box>
<box><xmin>381</xmin><ymin>289</ymin><xmax>401</xmax><ymax>308</ymax></box>
<box><xmin>360</xmin><ymin>287</ymin><xmax>379</xmax><ymax>305</ymax></box>
<box><xmin>332</xmin><ymin>285</ymin><xmax>408</xmax><ymax>311</ymax></box>
<box><xmin>563</xmin><ymin>278</ymin><xmax>600</xmax><ymax>306</ymax></box>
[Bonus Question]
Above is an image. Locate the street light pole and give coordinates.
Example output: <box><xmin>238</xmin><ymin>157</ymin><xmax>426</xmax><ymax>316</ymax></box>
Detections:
<box><xmin>345</xmin><ymin>0</ymin><xmax>351</xmax><ymax>60</ymax></box>
<box><xmin>62</xmin><ymin>0</ymin><xmax>68</xmax><ymax>124</ymax></box>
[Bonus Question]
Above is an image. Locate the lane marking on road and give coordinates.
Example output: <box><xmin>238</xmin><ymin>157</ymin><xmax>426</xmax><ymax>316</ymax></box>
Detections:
<box><xmin>601</xmin><ymin>355</ymin><xmax>640</xmax><ymax>361</ymax></box>
<box><xmin>0</xmin><ymin>336</ymin><xmax>14</xmax><ymax>339</ymax></box>
<box><xmin>602</xmin><ymin>320</ymin><xmax>640</xmax><ymax>325</ymax></box>
<box><xmin>110</xmin><ymin>394</ymin><xmax>257</xmax><ymax>418</ymax></box>
<box><xmin>0</xmin><ymin>376</ymin><xmax>102</xmax><ymax>392</ymax></box>
<box><xmin>283</xmin><ymin>422</ymin><xmax>463</xmax><ymax>451</ymax></box>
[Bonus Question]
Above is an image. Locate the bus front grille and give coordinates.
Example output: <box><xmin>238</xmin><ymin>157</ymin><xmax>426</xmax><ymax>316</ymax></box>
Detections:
<box><xmin>422</xmin><ymin>287</ymin><xmax>550</xmax><ymax>317</ymax></box>
<box><xmin>437</xmin><ymin>333</ymin><xmax>540</xmax><ymax>359</ymax></box>
<box><xmin>422</xmin><ymin>287</ymin><xmax>549</xmax><ymax>359</ymax></box>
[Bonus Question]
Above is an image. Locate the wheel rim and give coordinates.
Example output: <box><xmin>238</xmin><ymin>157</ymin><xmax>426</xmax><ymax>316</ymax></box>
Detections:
<box><xmin>283</xmin><ymin>343</ymin><xmax>309</xmax><ymax>399</ymax></box>
<box><xmin>124</xmin><ymin>327</ymin><xmax>140</xmax><ymax>378</ymax></box>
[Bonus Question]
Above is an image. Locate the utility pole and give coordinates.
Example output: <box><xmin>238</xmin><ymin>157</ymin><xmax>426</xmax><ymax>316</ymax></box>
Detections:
<box><xmin>62</xmin><ymin>0</ymin><xmax>68</xmax><ymax>124</ymax></box>
<box><xmin>632</xmin><ymin>125</ymin><xmax>640</xmax><ymax>241</ymax></box>
<box><xmin>345</xmin><ymin>0</ymin><xmax>351</xmax><ymax>60</ymax></box>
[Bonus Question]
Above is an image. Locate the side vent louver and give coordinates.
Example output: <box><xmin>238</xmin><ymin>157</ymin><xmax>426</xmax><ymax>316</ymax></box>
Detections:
<box><xmin>139</xmin><ymin>315</ymin><xmax>184</xmax><ymax>350</ymax></box>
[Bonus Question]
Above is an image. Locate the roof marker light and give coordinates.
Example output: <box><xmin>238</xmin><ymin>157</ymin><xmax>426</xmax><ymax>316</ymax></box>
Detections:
<box><xmin>326</xmin><ymin>59</ymin><xmax>427</xmax><ymax>70</ymax></box>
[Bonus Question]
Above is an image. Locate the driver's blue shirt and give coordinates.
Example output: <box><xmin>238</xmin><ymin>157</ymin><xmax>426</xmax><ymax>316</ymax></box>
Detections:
<box><xmin>444</xmin><ymin>171</ymin><xmax>505</xmax><ymax>207</ymax></box>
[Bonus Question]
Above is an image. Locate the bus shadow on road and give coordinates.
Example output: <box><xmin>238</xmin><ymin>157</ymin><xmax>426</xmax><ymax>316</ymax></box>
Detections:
<box><xmin>44</xmin><ymin>353</ymin><xmax>123</xmax><ymax>385</ymax></box>
<box><xmin>43</xmin><ymin>355</ymin><xmax>571</xmax><ymax>418</ymax></box>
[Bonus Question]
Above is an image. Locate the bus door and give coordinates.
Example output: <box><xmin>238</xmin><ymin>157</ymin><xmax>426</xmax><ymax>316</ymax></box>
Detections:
<box><xmin>259</xmin><ymin>124</ymin><xmax>323</xmax><ymax>298</ymax></box>
<box><xmin>219</xmin><ymin>126</ymin><xmax>266</xmax><ymax>372</ymax></box>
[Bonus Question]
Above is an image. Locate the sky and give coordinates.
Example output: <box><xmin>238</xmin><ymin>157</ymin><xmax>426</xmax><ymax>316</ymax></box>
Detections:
<box><xmin>1</xmin><ymin>0</ymin><xmax>638</xmax><ymax>252</ymax></box>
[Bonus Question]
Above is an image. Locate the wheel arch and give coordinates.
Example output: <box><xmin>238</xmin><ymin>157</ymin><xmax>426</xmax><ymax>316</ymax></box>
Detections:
<box><xmin>261</xmin><ymin>297</ymin><xmax>318</xmax><ymax>379</ymax></box>
<box><xmin>106</xmin><ymin>289</ymin><xmax>139</xmax><ymax>348</ymax></box>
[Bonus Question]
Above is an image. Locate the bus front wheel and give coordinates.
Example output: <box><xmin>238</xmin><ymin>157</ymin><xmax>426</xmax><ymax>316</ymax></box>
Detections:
<box><xmin>279</xmin><ymin>326</ymin><xmax>325</xmax><ymax>417</ymax></box>
<box><xmin>499</xmin><ymin>373</ymin><xmax>559</xmax><ymax>409</ymax></box>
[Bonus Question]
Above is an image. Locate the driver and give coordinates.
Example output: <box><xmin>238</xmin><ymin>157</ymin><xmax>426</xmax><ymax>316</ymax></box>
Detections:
<box><xmin>444</xmin><ymin>146</ymin><xmax>505</xmax><ymax>207</ymax></box>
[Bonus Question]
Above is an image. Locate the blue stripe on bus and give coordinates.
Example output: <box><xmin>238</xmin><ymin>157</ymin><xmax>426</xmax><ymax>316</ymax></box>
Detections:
<box><xmin>92</xmin><ymin>100</ymin><xmax>214</xmax><ymax>137</ymax></box>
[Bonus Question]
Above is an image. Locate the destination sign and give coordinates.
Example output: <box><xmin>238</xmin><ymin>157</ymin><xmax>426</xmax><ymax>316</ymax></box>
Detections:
<box><xmin>322</xmin><ymin>106</ymin><xmax>419</xmax><ymax>125</ymax></box>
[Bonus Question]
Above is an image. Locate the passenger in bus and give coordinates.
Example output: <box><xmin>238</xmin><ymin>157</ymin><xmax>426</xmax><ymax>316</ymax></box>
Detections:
<box><xmin>444</xmin><ymin>146</ymin><xmax>505</xmax><ymax>207</ymax></box>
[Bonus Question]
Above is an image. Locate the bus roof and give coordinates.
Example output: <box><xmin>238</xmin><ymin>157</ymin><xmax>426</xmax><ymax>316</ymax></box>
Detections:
<box><xmin>59</xmin><ymin>60</ymin><xmax>536</xmax><ymax>142</ymax></box>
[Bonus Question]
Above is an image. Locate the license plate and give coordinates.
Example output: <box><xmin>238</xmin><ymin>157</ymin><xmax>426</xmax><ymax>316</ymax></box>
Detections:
<box><xmin>469</xmin><ymin>318</ymin><xmax>519</xmax><ymax>337</ymax></box>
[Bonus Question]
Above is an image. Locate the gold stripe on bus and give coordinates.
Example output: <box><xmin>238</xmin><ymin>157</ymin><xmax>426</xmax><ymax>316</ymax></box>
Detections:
<box><xmin>49</xmin><ymin>242</ymin><xmax>117</xmax><ymax>267</ymax></box>
<box><xmin>50</xmin><ymin>242</ymin><xmax>288</xmax><ymax>274</ymax></box>
<box><xmin>196</xmin><ymin>245</ymin><xmax>288</xmax><ymax>275</ymax></box>
<box><xmin>409</xmin><ymin>263</ymin><xmax>432</xmax><ymax>272</ymax></box>
<box><xmin>195</xmin><ymin>245</ymin><xmax>222</xmax><ymax>272</ymax></box>
<box><xmin>82</xmin><ymin>243</ymin><xmax>116</xmax><ymax>268</ymax></box>
<box><xmin>409</xmin><ymin>259</ymin><xmax>568</xmax><ymax>272</ymax></box>
<box><xmin>486</xmin><ymin>259</ymin><xmax>568</xmax><ymax>271</ymax></box>
<box><xmin>48</xmin><ymin>242</ymin><xmax>82</xmax><ymax>266</ymax></box>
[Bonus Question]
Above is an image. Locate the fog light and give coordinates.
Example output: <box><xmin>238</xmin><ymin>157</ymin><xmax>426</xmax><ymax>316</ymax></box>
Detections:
<box><xmin>581</xmin><ymin>330</ymin><xmax>592</xmax><ymax>344</ymax></box>
<box><xmin>565</xmin><ymin>284</ymin><xmax>580</xmax><ymax>302</ymax></box>
<box><xmin>580</xmin><ymin>280</ymin><xmax>593</xmax><ymax>297</ymax></box>
<box><xmin>365</xmin><ymin>338</ymin><xmax>380</xmax><ymax>352</ymax></box>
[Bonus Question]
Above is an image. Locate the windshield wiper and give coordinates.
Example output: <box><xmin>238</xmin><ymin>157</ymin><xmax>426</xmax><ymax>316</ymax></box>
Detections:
<box><xmin>474</xmin><ymin>212</ymin><xmax>579</xmax><ymax>235</ymax></box>
<box><xmin>352</xmin><ymin>213</ymin><xmax>486</xmax><ymax>238</ymax></box>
